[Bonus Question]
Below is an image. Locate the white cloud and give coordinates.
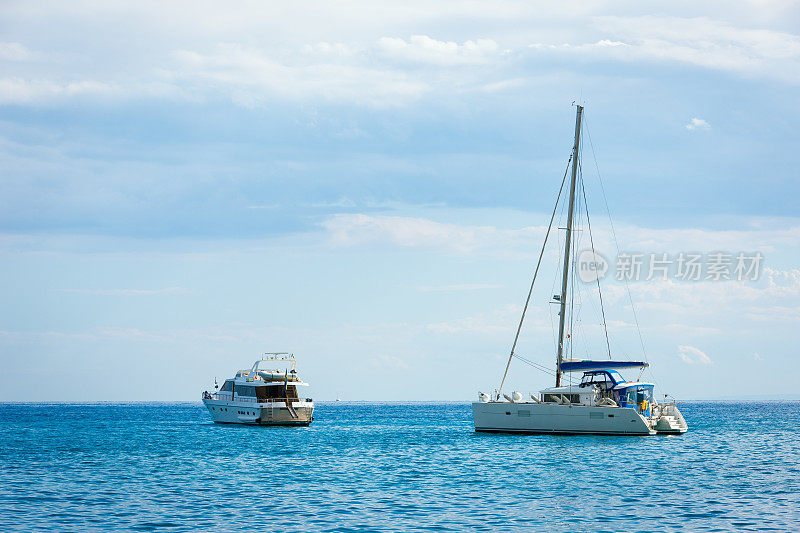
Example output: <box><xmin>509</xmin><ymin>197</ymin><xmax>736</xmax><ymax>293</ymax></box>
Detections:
<box><xmin>0</xmin><ymin>42</ymin><xmax>37</xmax><ymax>61</ymax></box>
<box><xmin>763</xmin><ymin>267</ymin><xmax>800</xmax><ymax>297</ymax></box>
<box><xmin>319</xmin><ymin>213</ymin><xmax>800</xmax><ymax>257</ymax></box>
<box><xmin>527</xmin><ymin>15</ymin><xmax>800</xmax><ymax>83</ymax></box>
<box><xmin>377</xmin><ymin>35</ymin><xmax>501</xmax><ymax>66</ymax></box>
<box><xmin>595</xmin><ymin>39</ymin><xmax>627</xmax><ymax>48</ymax></box>
<box><xmin>528</xmin><ymin>39</ymin><xmax>629</xmax><ymax>52</ymax></box>
<box><xmin>686</xmin><ymin>117</ymin><xmax>711</xmax><ymax>130</ymax></box>
<box><xmin>678</xmin><ymin>344</ymin><xmax>712</xmax><ymax>364</ymax></box>
<box><xmin>169</xmin><ymin>43</ymin><xmax>430</xmax><ymax>107</ymax></box>
<box><xmin>608</xmin><ymin>268</ymin><xmax>800</xmax><ymax>307</ymax></box>
<box><xmin>165</xmin><ymin>36</ymin><xmax>510</xmax><ymax>107</ymax></box>
<box><xmin>319</xmin><ymin>213</ymin><xmax>546</xmax><ymax>253</ymax></box>
<box><xmin>2</xmin><ymin>9</ymin><xmax>799</xmax><ymax>109</ymax></box>
<box><xmin>0</xmin><ymin>77</ymin><xmax>114</xmax><ymax>104</ymax></box>
<box><xmin>310</xmin><ymin>197</ymin><xmax>358</xmax><ymax>208</ymax></box>
<box><xmin>0</xmin><ymin>76</ymin><xmax>184</xmax><ymax>105</ymax></box>
<box><xmin>753</xmin><ymin>352</ymin><xmax>763</xmax><ymax>360</ymax></box>
<box><xmin>0</xmin><ymin>34</ymin><xmax>506</xmax><ymax>107</ymax></box>
<box><xmin>596</xmin><ymin>16</ymin><xmax>800</xmax><ymax>81</ymax></box>
<box><xmin>601</xmin><ymin>268</ymin><xmax>800</xmax><ymax>336</ymax></box>
<box><xmin>476</xmin><ymin>77</ymin><xmax>527</xmax><ymax>93</ymax></box>
<box><xmin>610</xmin><ymin>223</ymin><xmax>800</xmax><ymax>253</ymax></box>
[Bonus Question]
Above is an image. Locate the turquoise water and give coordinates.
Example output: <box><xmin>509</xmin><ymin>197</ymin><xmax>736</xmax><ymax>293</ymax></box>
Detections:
<box><xmin>1</xmin><ymin>402</ymin><xmax>798</xmax><ymax>531</ymax></box>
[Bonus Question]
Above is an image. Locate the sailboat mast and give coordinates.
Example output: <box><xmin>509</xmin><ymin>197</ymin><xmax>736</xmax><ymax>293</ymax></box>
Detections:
<box><xmin>555</xmin><ymin>105</ymin><xmax>583</xmax><ymax>387</ymax></box>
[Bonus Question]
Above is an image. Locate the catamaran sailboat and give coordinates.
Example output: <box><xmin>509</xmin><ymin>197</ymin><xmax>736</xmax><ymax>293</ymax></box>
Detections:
<box><xmin>472</xmin><ymin>106</ymin><xmax>687</xmax><ymax>436</ymax></box>
<box><xmin>202</xmin><ymin>353</ymin><xmax>314</xmax><ymax>426</ymax></box>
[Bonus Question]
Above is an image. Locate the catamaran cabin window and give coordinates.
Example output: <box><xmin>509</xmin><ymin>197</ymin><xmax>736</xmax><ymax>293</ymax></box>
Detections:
<box><xmin>626</xmin><ymin>390</ymin><xmax>637</xmax><ymax>405</ymax></box>
<box><xmin>220</xmin><ymin>381</ymin><xmax>234</xmax><ymax>392</ymax></box>
<box><xmin>621</xmin><ymin>387</ymin><xmax>653</xmax><ymax>407</ymax></box>
<box><xmin>542</xmin><ymin>394</ymin><xmax>580</xmax><ymax>403</ymax></box>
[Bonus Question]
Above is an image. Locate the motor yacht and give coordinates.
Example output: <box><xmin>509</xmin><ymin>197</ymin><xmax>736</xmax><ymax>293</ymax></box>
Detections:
<box><xmin>202</xmin><ymin>353</ymin><xmax>314</xmax><ymax>426</ymax></box>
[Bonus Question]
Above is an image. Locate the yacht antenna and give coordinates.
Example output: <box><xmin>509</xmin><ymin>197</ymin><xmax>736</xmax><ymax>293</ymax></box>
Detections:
<box><xmin>556</xmin><ymin>105</ymin><xmax>583</xmax><ymax>387</ymax></box>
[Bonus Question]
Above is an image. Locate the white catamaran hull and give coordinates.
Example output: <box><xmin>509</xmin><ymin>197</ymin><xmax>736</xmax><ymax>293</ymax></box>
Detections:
<box><xmin>203</xmin><ymin>399</ymin><xmax>314</xmax><ymax>426</ymax></box>
<box><xmin>473</xmin><ymin>402</ymin><xmax>655</xmax><ymax>435</ymax></box>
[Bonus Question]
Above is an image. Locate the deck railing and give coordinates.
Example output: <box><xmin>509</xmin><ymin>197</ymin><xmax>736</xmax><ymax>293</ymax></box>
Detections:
<box><xmin>202</xmin><ymin>392</ymin><xmax>312</xmax><ymax>403</ymax></box>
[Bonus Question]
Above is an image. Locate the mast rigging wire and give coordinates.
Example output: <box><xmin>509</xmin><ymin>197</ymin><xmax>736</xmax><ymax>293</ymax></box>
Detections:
<box><xmin>512</xmin><ymin>354</ymin><xmax>556</xmax><ymax>377</ymax></box>
<box><xmin>579</xmin><ymin>161</ymin><xmax>612</xmax><ymax>359</ymax></box>
<box><xmin>497</xmin><ymin>154</ymin><xmax>572</xmax><ymax>396</ymax></box>
<box><xmin>583</xmin><ymin>117</ymin><xmax>648</xmax><ymax>363</ymax></box>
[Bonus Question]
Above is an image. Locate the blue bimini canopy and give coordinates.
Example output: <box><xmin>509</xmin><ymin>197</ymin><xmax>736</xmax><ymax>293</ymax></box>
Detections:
<box><xmin>560</xmin><ymin>360</ymin><xmax>649</xmax><ymax>373</ymax></box>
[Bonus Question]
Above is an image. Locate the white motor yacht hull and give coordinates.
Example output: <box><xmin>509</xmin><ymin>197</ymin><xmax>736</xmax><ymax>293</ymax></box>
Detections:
<box><xmin>473</xmin><ymin>402</ymin><xmax>655</xmax><ymax>435</ymax></box>
<box><xmin>203</xmin><ymin>399</ymin><xmax>314</xmax><ymax>426</ymax></box>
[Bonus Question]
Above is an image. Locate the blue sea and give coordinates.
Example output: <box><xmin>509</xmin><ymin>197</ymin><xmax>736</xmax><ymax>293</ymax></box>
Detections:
<box><xmin>1</xmin><ymin>402</ymin><xmax>798</xmax><ymax>532</ymax></box>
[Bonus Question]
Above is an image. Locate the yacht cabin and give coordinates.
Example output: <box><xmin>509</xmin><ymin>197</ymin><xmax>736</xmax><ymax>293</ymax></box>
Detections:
<box><xmin>537</xmin><ymin>369</ymin><xmax>656</xmax><ymax>418</ymax></box>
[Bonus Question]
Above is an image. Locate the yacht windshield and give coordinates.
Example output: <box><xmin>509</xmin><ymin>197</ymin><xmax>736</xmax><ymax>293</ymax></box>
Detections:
<box><xmin>580</xmin><ymin>371</ymin><xmax>612</xmax><ymax>389</ymax></box>
<box><xmin>607</xmin><ymin>370</ymin><xmax>625</xmax><ymax>383</ymax></box>
<box><xmin>579</xmin><ymin>370</ymin><xmax>628</xmax><ymax>390</ymax></box>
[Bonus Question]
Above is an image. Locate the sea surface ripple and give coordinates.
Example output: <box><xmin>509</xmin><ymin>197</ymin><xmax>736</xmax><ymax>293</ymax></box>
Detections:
<box><xmin>1</xmin><ymin>402</ymin><xmax>798</xmax><ymax>532</ymax></box>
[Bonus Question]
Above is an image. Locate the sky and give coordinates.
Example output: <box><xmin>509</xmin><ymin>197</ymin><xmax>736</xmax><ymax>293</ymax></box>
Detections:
<box><xmin>1</xmin><ymin>1</ymin><xmax>799</xmax><ymax>401</ymax></box>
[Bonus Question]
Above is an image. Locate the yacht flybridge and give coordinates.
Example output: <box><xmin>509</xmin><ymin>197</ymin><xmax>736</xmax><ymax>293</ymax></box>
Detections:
<box><xmin>472</xmin><ymin>106</ymin><xmax>687</xmax><ymax>436</ymax></box>
<box><xmin>202</xmin><ymin>353</ymin><xmax>313</xmax><ymax>426</ymax></box>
